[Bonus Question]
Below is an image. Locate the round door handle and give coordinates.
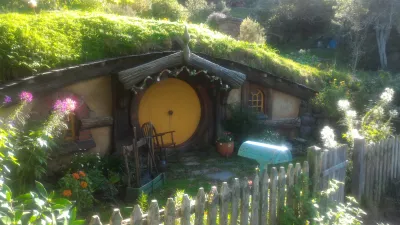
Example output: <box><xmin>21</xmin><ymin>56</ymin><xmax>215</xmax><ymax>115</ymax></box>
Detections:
<box><xmin>168</xmin><ymin>110</ymin><xmax>173</xmax><ymax>115</ymax></box>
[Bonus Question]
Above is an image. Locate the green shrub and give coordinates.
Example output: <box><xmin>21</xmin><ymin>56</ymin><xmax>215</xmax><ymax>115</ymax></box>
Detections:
<box><xmin>151</xmin><ymin>0</ymin><xmax>188</xmax><ymax>21</ymax></box>
<box><xmin>223</xmin><ymin>104</ymin><xmax>260</xmax><ymax>143</ymax></box>
<box><xmin>238</xmin><ymin>17</ymin><xmax>266</xmax><ymax>44</ymax></box>
<box><xmin>137</xmin><ymin>191</ymin><xmax>149</xmax><ymax>211</ymax></box>
<box><xmin>185</xmin><ymin>0</ymin><xmax>214</xmax><ymax>22</ymax></box>
<box><xmin>312</xmin><ymin>79</ymin><xmax>351</xmax><ymax>118</ymax></box>
<box><xmin>58</xmin><ymin>171</ymin><xmax>94</xmax><ymax>210</ymax></box>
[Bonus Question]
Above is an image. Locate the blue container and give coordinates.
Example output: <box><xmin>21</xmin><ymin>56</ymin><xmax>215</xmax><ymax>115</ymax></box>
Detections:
<box><xmin>238</xmin><ymin>141</ymin><xmax>292</xmax><ymax>171</ymax></box>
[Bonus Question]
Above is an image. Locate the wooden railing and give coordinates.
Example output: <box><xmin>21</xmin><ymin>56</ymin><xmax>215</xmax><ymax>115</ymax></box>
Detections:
<box><xmin>89</xmin><ymin>162</ymin><xmax>311</xmax><ymax>225</ymax></box>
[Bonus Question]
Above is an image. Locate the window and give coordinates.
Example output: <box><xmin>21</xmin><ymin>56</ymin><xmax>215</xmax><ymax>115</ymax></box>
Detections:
<box><xmin>248</xmin><ymin>89</ymin><xmax>264</xmax><ymax>113</ymax></box>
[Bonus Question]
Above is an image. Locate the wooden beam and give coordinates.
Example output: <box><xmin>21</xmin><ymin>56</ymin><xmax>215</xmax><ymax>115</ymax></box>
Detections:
<box><xmin>260</xmin><ymin>118</ymin><xmax>301</xmax><ymax>128</ymax></box>
<box><xmin>188</xmin><ymin>54</ymin><xmax>246</xmax><ymax>88</ymax></box>
<box><xmin>80</xmin><ymin>116</ymin><xmax>113</xmax><ymax>130</ymax></box>
<box><xmin>118</xmin><ymin>52</ymin><xmax>183</xmax><ymax>90</ymax></box>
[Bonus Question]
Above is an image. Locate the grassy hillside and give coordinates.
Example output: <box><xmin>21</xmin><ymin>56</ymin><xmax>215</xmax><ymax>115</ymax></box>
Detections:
<box><xmin>0</xmin><ymin>11</ymin><xmax>349</xmax><ymax>89</ymax></box>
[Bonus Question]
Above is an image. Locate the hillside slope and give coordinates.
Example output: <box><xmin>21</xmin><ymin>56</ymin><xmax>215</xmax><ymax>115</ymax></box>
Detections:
<box><xmin>0</xmin><ymin>11</ymin><xmax>348</xmax><ymax>89</ymax></box>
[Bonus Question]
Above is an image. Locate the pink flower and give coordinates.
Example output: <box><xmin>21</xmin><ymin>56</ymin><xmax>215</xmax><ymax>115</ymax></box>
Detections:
<box><xmin>19</xmin><ymin>91</ymin><xmax>33</xmax><ymax>103</ymax></box>
<box><xmin>3</xmin><ymin>96</ymin><xmax>11</xmax><ymax>104</ymax></box>
<box><xmin>54</xmin><ymin>98</ymin><xmax>76</xmax><ymax>113</ymax></box>
<box><xmin>248</xmin><ymin>180</ymin><xmax>253</xmax><ymax>186</ymax></box>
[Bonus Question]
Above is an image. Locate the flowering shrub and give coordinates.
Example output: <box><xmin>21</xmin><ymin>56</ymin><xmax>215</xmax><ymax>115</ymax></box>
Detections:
<box><xmin>338</xmin><ymin>88</ymin><xmax>398</xmax><ymax>144</ymax></box>
<box><xmin>217</xmin><ymin>132</ymin><xmax>233</xmax><ymax>143</ymax></box>
<box><xmin>0</xmin><ymin>92</ymin><xmax>83</xmax><ymax>223</ymax></box>
<box><xmin>58</xmin><ymin>171</ymin><xmax>94</xmax><ymax>210</ymax></box>
<box><xmin>320</xmin><ymin>126</ymin><xmax>338</xmax><ymax>148</ymax></box>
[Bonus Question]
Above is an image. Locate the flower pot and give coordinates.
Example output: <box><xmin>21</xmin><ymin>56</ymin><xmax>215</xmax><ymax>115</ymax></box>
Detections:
<box><xmin>216</xmin><ymin>141</ymin><xmax>234</xmax><ymax>157</ymax></box>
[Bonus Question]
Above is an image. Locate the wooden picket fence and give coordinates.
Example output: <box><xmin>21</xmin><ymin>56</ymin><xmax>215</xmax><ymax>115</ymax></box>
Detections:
<box><xmin>89</xmin><ymin>162</ymin><xmax>312</xmax><ymax>225</ymax></box>
<box><xmin>307</xmin><ymin>145</ymin><xmax>348</xmax><ymax>205</ymax></box>
<box><xmin>351</xmin><ymin>136</ymin><xmax>400</xmax><ymax>207</ymax></box>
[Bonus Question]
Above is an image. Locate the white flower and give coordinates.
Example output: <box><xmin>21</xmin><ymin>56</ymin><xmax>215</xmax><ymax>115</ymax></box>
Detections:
<box><xmin>351</xmin><ymin>129</ymin><xmax>361</xmax><ymax>138</ymax></box>
<box><xmin>373</xmin><ymin>106</ymin><xmax>384</xmax><ymax>117</ymax></box>
<box><xmin>389</xmin><ymin>109</ymin><xmax>398</xmax><ymax>118</ymax></box>
<box><xmin>338</xmin><ymin>100</ymin><xmax>350</xmax><ymax>111</ymax></box>
<box><xmin>345</xmin><ymin>110</ymin><xmax>357</xmax><ymax>119</ymax></box>
<box><xmin>28</xmin><ymin>0</ymin><xmax>37</xmax><ymax>8</ymax></box>
<box><xmin>380</xmin><ymin>88</ymin><xmax>395</xmax><ymax>103</ymax></box>
<box><xmin>320</xmin><ymin>126</ymin><xmax>338</xmax><ymax>148</ymax></box>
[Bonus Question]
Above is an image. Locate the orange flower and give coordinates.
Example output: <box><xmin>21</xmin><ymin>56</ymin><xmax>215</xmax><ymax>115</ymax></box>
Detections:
<box><xmin>62</xmin><ymin>189</ymin><xmax>72</xmax><ymax>197</ymax></box>
<box><xmin>72</xmin><ymin>173</ymin><xmax>80</xmax><ymax>180</ymax></box>
<box><xmin>80</xmin><ymin>181</ymin><xmax>88</xmax><ymax>188</ymax></box>
<box><xmin>78</xmin><ymin>171</ymin><xmax>86</xmax><ymax>177</ymax></box>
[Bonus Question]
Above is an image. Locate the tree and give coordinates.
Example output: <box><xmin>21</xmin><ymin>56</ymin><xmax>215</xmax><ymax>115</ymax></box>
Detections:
<box><xmin>369</xmin><ymin>0</ymin><xmax>398</xmax><ymax>70</ymax></box>
<box><xmin>333</xmin><ymin>0</ymin><xmax>373</xmax><ymax>72</ymax></box>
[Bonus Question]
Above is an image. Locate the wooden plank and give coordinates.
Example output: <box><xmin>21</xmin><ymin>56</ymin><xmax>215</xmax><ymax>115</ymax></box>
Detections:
<box><xmin>327</xmin><ymin>149</ymin><xmax>334</xmax><ymax>202</ymax></box>
<box><xmin>260</xmin><ymin>169</ymin><xmax>269</xmax><ymax>225</ymax></box>
<box><xmin>286</xmin><ymin>164</ymin><xmax>294</xmax><ymax>208</ymax></box>
<box><xmin>90</xmin><ymin>215</ymin><xmax>103</xmax><ymax>225</ymax></box>
<box><xmin>320</xmin><ymin>150</ymin><xmax>329</xmax><ymax>211</ymax></box>
<box><xmin>195</xmin><ymin>188</ymin><xmax>206</xmax><ymax>225</ymax></box>
<box><xmin>181</xmin><ymin>194</ymin><xmax>191</xmax><ymax>225</ymax></box>
<box><xmin>110</xmin><ymin>209</ymin><xmax>123</xmax><ymax>225</ymax></box>
<box><xmin>231</xmin><ymin>178</ymin><xmax>240</xmax><ymax>225</ymax></box>
<box><xmin>364</xmin><ymin>144</ymin><xmax>371</xmax><ymax>204</ymax></box>
<box><xmin>268</xmin><ymin>167</ymin><xmax>278</xmax><ymax>225</ymax></box>
<box><xmin>352</xmin><ymin>138</ymin><xmax>366</xmax><ymax>202</ymax></box>
<box><xmin>250</xmin><ymin>174</ymin><xmax>260</xmax><ymax>225</ymax></box>
<box><xmin>390</xmin><ymin>137</ymin><xmax>395</xmax><ymax>181</ymax></box>
<box><xmin>277</xmin><ymin>167</ymin><xmax>286</xmax><ymax>225</ymax></box>
<box><xmin>383</xmin><ymin>139</ymin><xmax>389</xmax><ymax>197</ymax></box>
<box><xmin>302</xmin><ymin>162</ymin><xmax>310</xmax><ymax>210</ymax></box>
<box><xmin>220</xmin><ymin>182</ymin><xmax>230</xmax><ymax>225</ymax></box>
<box><xmin>165</xmin><ymin>198</ymin><xmax>176</xmax><ymax>225</ymax></box>
<box><xmin>307</xmin><ymin>146</ymin><xmax>322</xmax><ymax>195</ymax></box>
<box><xmin>81</xmin><ymin>116</ymin><xmax>114</xmax><ymax>130</ymax></box>
<box><xmin>293</xmin><ymin>163</ymin><xmax>302</xmax><ymax>216</ymax></box>
<box><xmin>148</xmin><ymin>200</ymin><xmax>160</xmax><ymax>225</ymax></box>
<box><xmin>208</xmin><ymin>186</ymin><xmax>219</xmax><ymax>225</ymax></box>
<box><xmin>240</xmin><ymin>178</ymin><xmax>250</xmax><ymax>225</ymax></box>
<box><xmin>131</xmin><ymin>205</ymin><xmax>143</xmax><ymax>225</ymax></box>
<box><xmin>374</xmin><ymin>142</ymin><xmax>380</xmax><ymax>203</ymax></box>
<box><xmin>396</xmin><ymin>136</ymin><xmax>400</xmax><ymax>178</ymax></box>
<box><xmin>321</xmin><ymin>161</ymin><xmax>347</xmax><ymax>177</ymax></box>
<box><xmin>339</xmin><ymin>146</ymin><xmax>347</xmax><ymax>202</ymax></box>
<box><xmin>377</xmin><ymin>140</ymin><xmax>383</xmax><ymax>203</ymax></box>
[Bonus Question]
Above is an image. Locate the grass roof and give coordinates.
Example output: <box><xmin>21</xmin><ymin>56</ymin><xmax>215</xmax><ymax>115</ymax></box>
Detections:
<box><xmin>0</xmin><ymin>11</ymin><xmax>349</xmax><ymax>89</ymax></box>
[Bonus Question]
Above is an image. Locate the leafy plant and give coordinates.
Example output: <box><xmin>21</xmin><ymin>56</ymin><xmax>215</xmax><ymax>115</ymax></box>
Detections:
<box><xmin>137</xmin><ymin>191</ymin><xmax>149</xmax><ymax>211</ymax></box>
<box><xmin>238</xmin><ymin>17</ymin><xmax>266</xmax><ymax>44</ymax></box>
<box><xmin>247</xmin><ymin>128</ymin><xmax>284</xmax><ymax>145</ymax></box>
<box><xmin>216</xmin><ymin>132</ymin><xmax>233</xmax><ymax>143</ymax></box>
<box><xmin>151</xmin><ymin>0</ymin><xmax>188</xmax><ymax>21</ymax></box>
<box><xmin>185</xmin><ymin>0</ymin><xmax>214</xmax><ymax>23</ymax></box>
<box><xmin>0</xmin><ymin>181</ymin><xmax>84</xmax><ymax>225</ymax></box>
<box><xmin>58</xmin><ymin>171</ymin><xmax>94</xmax><ymax>210</ymax></box>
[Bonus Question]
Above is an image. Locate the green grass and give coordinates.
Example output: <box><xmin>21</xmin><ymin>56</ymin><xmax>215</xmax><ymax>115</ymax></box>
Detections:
<box><xmin>229</xmin><ymin>7</ymin><xmax>253</xmax><ymax>19</ymax></box>
<box><xmin>0</xmin><ymin>11</ymin><xmax>351</xmax><ymax>89</ymax></box>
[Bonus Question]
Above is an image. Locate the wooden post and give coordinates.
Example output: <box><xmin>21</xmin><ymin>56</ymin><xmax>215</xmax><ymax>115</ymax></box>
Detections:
<box><xmin>268</xmin><ymin>168</ymin><xmax>278</xmax><ymax>225</ymax></box>
<box><xmin>352</xmin><ymin>138</ymin><xmax>366</xmax><ymax>201</ymax></box>
<box><xmin>286</xmin><ymin>164</ymin><xmax>294</xmax><ymax>207</ymax></box>
<box><xmin>240</xmin><ymin>178</ymin><xmax>250</xmax><ymax>225</ymax></box>
<box><xmin>148</xmin><ymin>200</ymin><xmax>160</xmax><ymax>225</ymax></box>
<box><xmin>250</xmin><ymin>174</ymin><xmax>260</xmax><ymax>225</ymax></box>
<box><xmin>277</xmin><ymin>167</ymin><xmax>286</xmax><ymax>225</ymax></box>
<box><xmin>260</xmin><ymin>169</ymin><xmax>269</xmax><ymax>225</ymax></box>
<box><xmin>110</xmin><ymin>209</ymin><xmax>123</xmax><ymax>225</ymax></box>
<box><xmin>208</xmin><ymin>186</ymin><xmax>219</xmax><ymax>225</ymax></box>
<box><xmin>231</xmin><ymin>178</ymin><xmax>240</xmax><ymax>225</ymax></box>
<box><xmin>220</xmin><ymin>182</ymin><xmax>230</xmax><ymax>225</ymax></box>
<box><xmin>293</xmin><ymin>163</ymin><xmax>302</xmax><ymax>216</ymax></box>
<box><xmin>130</xmin><ymin>205</ymin><xmax>143</xmax><ymax>225</ymax></box>
<box><xmin>165</xmin><ymin>198</ymin><xmax>176</xmax><ymax>225</ymax></box>
<box><xmin>181</xmin><ymin>194</ymin><xmax>191</xmax><ymax>225</ymax></box>
<box><xmin>307</xmin><ymin>146</ymin><xmax>322</xmax><ymax>195</ymax></box>
<box><xmin>89</xmin><ymin>215</ymin><xmax>103</xmax><ymax>225</ymax></box>
<box><xmin>195</xmin><ymin>188</ymin><xmax>206</xmax><ymax>225</ymax></box>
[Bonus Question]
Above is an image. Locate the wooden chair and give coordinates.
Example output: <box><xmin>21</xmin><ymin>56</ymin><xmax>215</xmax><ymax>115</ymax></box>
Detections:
<box><xmin>141</xmin><ymin>122</ymin><xmax>176</xmax><ymax>162</ymax></box>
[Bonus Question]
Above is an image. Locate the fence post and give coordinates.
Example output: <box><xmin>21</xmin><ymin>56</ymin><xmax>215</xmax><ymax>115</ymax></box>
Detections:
<box><xmin>351</xmin><ymin>137</ymin><xmax>366</xmax><ymax>202</ymax></box>
<box><xmin>307</xmin><ymin>146</ymin><xmax>322</xmax><ymax>196</ymax></box>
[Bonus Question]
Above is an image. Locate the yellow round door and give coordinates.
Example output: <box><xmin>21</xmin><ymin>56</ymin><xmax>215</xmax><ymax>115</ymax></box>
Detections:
<box><xmin>138</xmin><ymin>78</ymin><xmax>201</xmax><ymax>145</ymax></box>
